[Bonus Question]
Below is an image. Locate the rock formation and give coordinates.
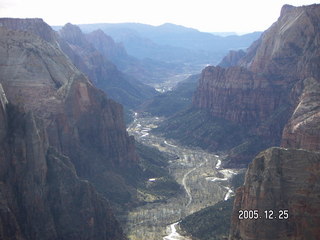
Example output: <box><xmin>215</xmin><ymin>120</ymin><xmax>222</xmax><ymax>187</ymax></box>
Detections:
<box><xmin>58</xmin><ymin>23</ymin><xmax>156</xmax><ymax>108</ymax></box>
<box><xmin>0</xmin><ymin>93</ymin><xmax>126</xmax><ymax>240</ymax></box>
<box><xmin>193</xmin><ymin>4</ymin><xmax>320</xmax><ymax>164</ymax></box>
<box><xmin>281</xmin><ymin>77</ymin><xmax>320</xmax><ymax>151</ymax></box>
<box><xmin>0</xmin><ymin>18</ymin><xmax>57</xmax><ymax>43</ymax></box>
<box><xmin>218</xmin><ymin>50</ymin><xmax>246</xmax><ymax>68</ymax></box>
<box><xmin>0</xmin><ymin>18</ymin><xmax>144</xmax><ymax>239</ymax></box>
<box><xmin>229</xmin><ymin>147</ymin><xmax>320</xmax><ymax>240</ymax></box>
<box><xmin>228</xmin><ymin>4</ymin><xmax>320</xmax><ymax>240</ymax></box>
<box><xmin>85</xmin><ymin>29</ymin><xmax>128</xmax><ymax>64</ymax></box>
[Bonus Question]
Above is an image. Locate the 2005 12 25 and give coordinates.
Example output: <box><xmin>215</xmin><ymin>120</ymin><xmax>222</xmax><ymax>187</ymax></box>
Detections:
<box><xmin>238</xmin><ymin>209</ymin><xmax>289</xmax><ymax>220</ymax></box>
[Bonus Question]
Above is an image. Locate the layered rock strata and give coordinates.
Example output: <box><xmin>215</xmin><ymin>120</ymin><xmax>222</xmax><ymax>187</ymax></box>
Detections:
<box><xmin>0</xmin><ymin>18</ymin><xmax>141</xmax><ymax>238</ymax></box>
<box><xmin>229</xmin><ymin>147</ymin><xmax>320</xmax><ymax>240</ymax></box>
<box><xmin>0</xmin><ymin>93</ymin><xmax>126</xmax><ymax>240</ymax></box>
<box><xmin>218</xmin><ymin>50</ymin><xmax>246</xmax><ymax>68</ymax></box>
<box><xmin>193</xmin><ymin>4</ymin><xmax>320</xmax><ymax>163</ymax></box>
<box><xmin>281</xmin><ymin>77</ymin><xmax>320</xmax><ymax>150</ymax></box>
<box><xmin>228</xmin><ymin>5</ymin><xmax>320</xmax><ymax>240</ymax></box>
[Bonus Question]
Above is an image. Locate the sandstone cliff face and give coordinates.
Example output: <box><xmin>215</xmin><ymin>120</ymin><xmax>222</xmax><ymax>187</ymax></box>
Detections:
<box><xmin>229</xmin><ymin>147</ymin><xmax>320</xmax><ymax>240</ymax></box>
<box><xmin>0</xmin><ymin>18</ymin><xmax>57</xmax><ymax>43</ymax></box>
<box><xmin>0</xmin><ymin>100</ymin><xmax>126</xmax><ymax>240</ymax></box>
<box><xmin>227</xmin><ymin>5</ymin><xmax>320</xmax><ymax>240</ymax></box>
<box><xmin>218</xmin><ymin>50</ymin><xmax>246</xmax><ymax>68</ymax></box>
<box><xmin>239</xmin><ymin>4</ymin><xmax>320</xmax><ymax>80</ymax></box>
<box><xmin>281</xmin><ymin>77</ymin><xmax>320</xmax><ymax>150</ymax></box>
<box><xmin>193</xmin><ymin>4</ymin><xmax>320</xmax><ymax>163</ymax></box>
<box><xmin>85</xmin><ymin>29</ymin><xmax>128</xmax><ymax>63</ymax></box>
<box><xmin>194</xmin><ymin>65</ymin><xmax>286</xmax><ymax>129</ymax></box>
<box><xmin>0</xmin><ymin>19</ymin><xmax>140</xmax><ymax>208</ymax></box>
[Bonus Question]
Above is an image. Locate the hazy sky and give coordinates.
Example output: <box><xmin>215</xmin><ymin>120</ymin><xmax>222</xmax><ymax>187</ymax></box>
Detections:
<box><xmin>0</xmin><ymin>0</ymin><xmax>318</xmax><ymax>33</ymax></box>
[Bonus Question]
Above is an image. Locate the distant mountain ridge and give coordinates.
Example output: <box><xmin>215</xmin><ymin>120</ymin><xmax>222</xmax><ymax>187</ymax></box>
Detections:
<box><xmin>78</xmin><ymin>22</ymin><xmax>261</xmax><ymax>52</ymax></box>
<box><xmin>158</xmin><ymin>4</ymin><xmax>320</xmax><ymax>167</ymax></box>
<box><xmin>76</xmin><ymin>22</ymin><xmax>261</xmax><ymax>66</ymax></box>
<box><xmin>52</xmin><ymin>23</ymin><xmax>260</xmax><ymax>85</ymax></box>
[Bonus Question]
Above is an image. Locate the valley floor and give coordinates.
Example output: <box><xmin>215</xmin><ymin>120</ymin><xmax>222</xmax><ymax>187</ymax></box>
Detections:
<box><xmin>126</xmin><ymin>113</ymin><xmax>241</xmax><ymax>240</ymax></box>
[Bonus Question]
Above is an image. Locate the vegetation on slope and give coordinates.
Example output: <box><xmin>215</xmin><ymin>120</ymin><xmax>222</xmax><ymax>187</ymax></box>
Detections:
<box><xmin>135</xmin><ymin>142</ymin><xmax>181</xmax><ymax>203</ymax></box>
<box><xmin>179</xmin><ymin>172</ymin><xmax>245</xmax><ymax>240</ymax></box>
<box><xmin>154</xmin><ymin>107</ymin><xmax>274</xmax><ymax>167</ymax></box>
<box><xmin>180</xmin><ymin>198</ymin><xmax>234</xmax><ymax>240</ymax></box>
<box><xmin>153</xmin><ymin>108</ymin><xmax>249</xmax><ymax>151</ymax></box>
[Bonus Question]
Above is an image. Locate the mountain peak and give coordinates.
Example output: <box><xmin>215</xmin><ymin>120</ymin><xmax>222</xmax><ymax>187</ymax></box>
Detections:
<box><xmin>63</xmin><ymin>22</ymin><xmax>82</xmax><ymax>32</ymax></box>
<box><xmin>59</xmin><ymin>22</ymin><xmax>89</xmax><ymax>47</ymax></box>
<box><xmin>89</xmin><ymin>28</ymin><xmax>114</xmax><ymax>42</ymax></box>
<box><xmin>280</xmin><ymin>4</ymin><xmax>295</xmax><ymax>16</ymax></box>
<box><xmin>157</xmin><ymin>22</ymin><xmax>198</xmax><ymax>32</ymax></box>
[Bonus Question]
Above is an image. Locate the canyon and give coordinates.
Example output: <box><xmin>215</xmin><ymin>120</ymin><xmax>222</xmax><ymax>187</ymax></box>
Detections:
<box><xmin>125</xmin><ymin>113</ymin><xmax>239</xmax><ymax>240</ymax></box>
<box><xmin>57</xmin><ymin>22</ymin><xmax>156</xmax><ymax>108</ymax></box>
<box><xmin>147</xmin><ymin>4</ymin><xmax>320</xmax><ymax>240</ymax></box>
<box><xmin>0</xmin><ymin>3</ymin><xmax>320</xmax><ymax>240</ymax></box>
<box><xmin>209</xmin><ymin>4</ymin><xmax>320</xmax><ymax>240</ymax></box>
<box><xmin>158</xmin><ymin>4</ymin><xmax>320</xmax><ymax>167</ymax></box>
<box><xmin>0</xmin><ymin>19</ymin><xmax>139</xmax><ymax>239</ymax></box>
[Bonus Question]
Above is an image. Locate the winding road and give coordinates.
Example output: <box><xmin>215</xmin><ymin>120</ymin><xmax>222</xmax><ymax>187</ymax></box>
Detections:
<box><xmin>182</xmin><ymin>167</ymin><xmax>197</xmax><ymax>208</ymax></box>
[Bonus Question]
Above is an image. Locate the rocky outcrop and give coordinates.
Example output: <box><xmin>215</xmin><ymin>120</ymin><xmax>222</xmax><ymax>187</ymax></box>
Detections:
<box><xmin>193</xmin><ymin>4</ymin><xmax>320</xmax><ymax>164</ymax></box>
<box><xmin>0</xmin><ymin>18</ymin><xmax>57</xmax><ymax>43</ymax></box>
<box><xmin>86</xmin><ymin>29</ymin><xmax>128</xmax><ymax>63</ymax></box>
<box><xmin>0</xmin><ymin>19</ymin><xmax>141</xmax><ymax>210</ymax></box>
<box><xmin>218</xmin><ymin>50</ymin><xmax>246</xmax><ymax>68</ymax></box>
<box><xmin>194</xmin><ymin>65</ymin><xmax>287</xmax><ymax>130</ymax></box>
<box><xmin>281</xmin><ymin>77</ymin><xmax>320</xmax><ymax>150</ymax></box>
<box><xmin>229</xmin><ymin>147</ymin><xmax>320</xmax><ymax>240</ymax></box>
<box><xmin>58</xmin><ymin>23</ymin><xmax>156</xmax><ymax>108</ymax></box>
<box><xmin>227</xmin><ymin>5</ymin><xmax>320</xmax><ymax>240</ymax></box>
<box><xmin>239</xmin><ymin>4</ymin><xmax>320</xmax><ymax>80</ymax></box>
<box><xmin>0</xmin><ymin>101</ymin><xmax>126</xmax><ymax>240</ymax></box>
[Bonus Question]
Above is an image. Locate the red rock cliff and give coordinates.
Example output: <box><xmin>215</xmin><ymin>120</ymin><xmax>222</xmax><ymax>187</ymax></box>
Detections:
<box><xmin>0</xmin><ymin>19</ymin><xmax>139</xmax><ymax>207</ymax></box>
<box><xmin>228</xmin><ymin>4</ymin><xmax>320</xmax><ymax>240</ymax></box>
<box><xmin>0</xmin><ymin>97</ymin><xmax>126</xmax><ymax>240</ymax></box>
<box><xmin>193</xmin><ymin>4</ymin><xmax>320</xmax><ymax>157</ymax></box>
<box><xmin>229</xmin><ymin>147</ymin><xmax>320</xmax><ymax>240</ymax></box>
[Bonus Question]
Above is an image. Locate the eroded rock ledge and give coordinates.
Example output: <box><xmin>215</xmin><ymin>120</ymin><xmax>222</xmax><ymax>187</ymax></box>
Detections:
<box><xmin>229</xmin><ymin>147</ymin><xmax>320</xmax><ymax>240</ymax></box>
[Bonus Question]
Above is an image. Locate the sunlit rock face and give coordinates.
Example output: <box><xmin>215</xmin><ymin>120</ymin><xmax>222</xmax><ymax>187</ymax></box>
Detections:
<box><xmin>281</xmin><ymin>77</ymin><xmax>320</xmax><ymax>151</ymax></box>
<box><xmin>193</xmin><ymin>4</ymin><xmax>320</xmax><ymax>164</ymax></box>
<box><xmin>229</xmin><ymin>147</ymin><xmax>320</xmax><ymax>240</ymax></box>
<box><xmin>227</xmin><ymin>4</ymin><xmax>320</xmax><ymax>240</ymax></box>
<box><xmin>0</xmin><ymin>20</ymin><xmax>138</xmax><ymax>168</ymax></box>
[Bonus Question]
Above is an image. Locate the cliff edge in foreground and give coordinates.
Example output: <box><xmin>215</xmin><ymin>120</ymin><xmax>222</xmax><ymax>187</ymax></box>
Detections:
<box><xmin>229</xmin><ymin>147</ymin><xmax>320</xmax><ymax>240</ymax></box>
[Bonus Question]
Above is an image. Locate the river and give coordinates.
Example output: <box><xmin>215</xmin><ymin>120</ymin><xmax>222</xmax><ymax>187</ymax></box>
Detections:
<box><xmin>126</xmin><ymin>113</ymin><xmax>239</xmax><ymax>240</ymax></box>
